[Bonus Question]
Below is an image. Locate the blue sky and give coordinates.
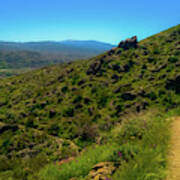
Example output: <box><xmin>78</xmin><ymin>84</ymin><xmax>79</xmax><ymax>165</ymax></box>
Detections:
<box><xmin>0</xmin><ymin>0</ymin><xmax>179</xmax><ymax>44</ymax></box>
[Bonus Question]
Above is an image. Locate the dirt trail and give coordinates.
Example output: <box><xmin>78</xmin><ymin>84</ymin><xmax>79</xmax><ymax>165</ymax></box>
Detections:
<box><xmin>167</xmin><ymin>117</ymin><xmax>180</xmax><ymax>179</ymax></box>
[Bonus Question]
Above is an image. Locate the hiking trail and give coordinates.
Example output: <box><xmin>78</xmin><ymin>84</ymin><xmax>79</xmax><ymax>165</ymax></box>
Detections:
<box><xmin>167</xmin><ymin>117</ymin><xmax>180</xmax><ymax>179</ymax></box>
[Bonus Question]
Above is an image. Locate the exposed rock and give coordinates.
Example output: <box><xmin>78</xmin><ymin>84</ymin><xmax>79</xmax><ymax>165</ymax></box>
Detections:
<box><xmin>58</xmin><ymin>157</ymin><xmax>75</xmax><ymax>166</ymax></box>
<box><xmin>107</xmin><ymin>47</ymin><xmax>116</xmax><ymax>56</ymax></box>
<box><xmin>88</xmin><ymin>162</ymin><xmax>116</xmax><ymax>180</ymax></box>
<box><xmin>118</xmin><ymin>36</ymin><xmax>138</xmax><ymax>50</ymax></box>
<box><xmin>116</xmin><ymin>49</ymin><xmax>122</xmax><ymax>54</ymax></box>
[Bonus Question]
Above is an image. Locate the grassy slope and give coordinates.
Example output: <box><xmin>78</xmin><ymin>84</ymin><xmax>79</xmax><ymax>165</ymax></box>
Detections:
<box><xmin>36</xmin><ymin>108</ymin><xmax>177</xmax><ymax>180</ymax></box>
<box><xmin>0</xmin><ymin>24</ymin><xmax>179</xmax><ymax>179</ymax></box>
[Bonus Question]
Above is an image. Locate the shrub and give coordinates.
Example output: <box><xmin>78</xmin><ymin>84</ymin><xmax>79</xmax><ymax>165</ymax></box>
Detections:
<box><xmin>73</xmin><ymin>95</ymin><xmax>82</xmax><ymax>104</ymax></box>
<box><xmin>168</xmin><ymin>56</ymin><xmax>178</xmax><ymax>63</ymax></box>
<box><xmin>97</xmin><ymin>95</ymin><xmax>109</xmax><ymax>108</ymax></box>
<box><xmin>61</xmin><ymin>86</ymin><xmax>68</xmax><ymax>93</ymax></box>
<box><xmin>48</xmin><ymin>123</ymin><xmax>60</xmax><ymax>136</ymax></box>
<box><xmin>63</xmin><ymin>108</ymin><xmax>74</xmax><ymax>117</ymax></box>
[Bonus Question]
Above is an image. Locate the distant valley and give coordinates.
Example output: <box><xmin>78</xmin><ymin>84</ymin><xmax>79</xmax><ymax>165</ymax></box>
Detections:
<box><xmin>0</xmin><ymin>40</ymin><xmax>114</xmax><ymax>77</ymax></box>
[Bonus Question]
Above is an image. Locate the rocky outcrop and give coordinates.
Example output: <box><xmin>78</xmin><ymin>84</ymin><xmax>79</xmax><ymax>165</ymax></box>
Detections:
<box><xmin>88</xmin><ymin>162</ymin><xmax>116</xmax><ymax>180</ymax></box>
<box><xmin>107</xmin><ymin>47</ymin><xmax>116</xmax><ymax>56</ymax></box>
<box><xmin>118</xmin><ymin>36</ymin><xmax>138</xmax><ymax>50</ymax></box>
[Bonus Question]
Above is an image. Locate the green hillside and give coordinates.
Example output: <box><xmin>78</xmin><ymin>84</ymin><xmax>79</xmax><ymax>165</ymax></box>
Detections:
<box><xmin>0</xmin><ymin>24</ymin><xmax>179</xmax><ymax>180</ymax></box>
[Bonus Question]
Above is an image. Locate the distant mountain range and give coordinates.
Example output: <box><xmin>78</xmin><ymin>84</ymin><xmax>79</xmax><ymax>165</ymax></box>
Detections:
<box><xmin>0</xmin><ymin>40</ymin><xmax>115</xmax><ymax>76</ymax></box>
<box><xmin>0</xmin><ymin>40</ymin><xmax>114</xmax><ymax>54</ymax></box>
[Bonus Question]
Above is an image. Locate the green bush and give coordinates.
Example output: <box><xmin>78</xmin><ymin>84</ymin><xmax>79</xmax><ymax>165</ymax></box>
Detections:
<box><xmin>168</xmin><ymin>56</ymin><xmax>178</xmax><ymax>63</ymax></box>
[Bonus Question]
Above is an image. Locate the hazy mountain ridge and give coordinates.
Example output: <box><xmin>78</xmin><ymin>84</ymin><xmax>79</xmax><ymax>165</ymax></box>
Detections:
<box><xmin>0</xmin><ymin>40</ymin><xmax>114</xmax><ymax>77</ymax></box>
<box><xmin>0</xmin><ymin>40</ymin><xmax>114</xmax><ymax>53</ymax></box>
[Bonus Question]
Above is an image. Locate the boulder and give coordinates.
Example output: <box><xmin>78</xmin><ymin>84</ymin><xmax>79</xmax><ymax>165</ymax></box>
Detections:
<box><xmin>88</xmin><ymin>162</ymin><xmax>116</xmax><ymax>180</ymax></box>
<box><xmin>118</xmin><ymin>36</ymin><xmax>138</xmax><ymax>50</ymax></box>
